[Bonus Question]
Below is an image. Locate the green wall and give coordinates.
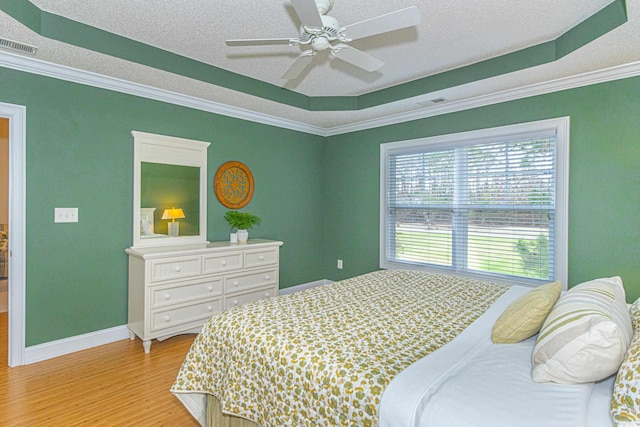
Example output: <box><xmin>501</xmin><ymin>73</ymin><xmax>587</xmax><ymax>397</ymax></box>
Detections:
<box><xmin>323</xmin><ymin>75</ymin><xmax>640</xmax><ymax>302</ymax></box>
<box><xmin>0</xmin><ymin>67</ymin><xmax>325</xmax><ymax>346</ymax></box>
<box><xmin>2</xmin><ymin>65</ymin><xmax>640</xmax><ymax>347</ymax></box>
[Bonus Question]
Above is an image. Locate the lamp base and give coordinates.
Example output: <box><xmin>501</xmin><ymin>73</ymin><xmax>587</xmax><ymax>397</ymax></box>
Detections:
<box><xmin>168</xmin><ymin>221</ymin><xmax>179</xmax><ymax>237</ymax></box>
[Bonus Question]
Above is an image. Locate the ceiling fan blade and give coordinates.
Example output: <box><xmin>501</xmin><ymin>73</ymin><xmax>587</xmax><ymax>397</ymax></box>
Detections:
<box><xmin>332</xmin><ymin>44</ymin><xmax>384</xmax><ymax>72</ymax></box>
<box><xmin>291</xmin><ymin>0</ymin><xmax>323</xmax><ymax>30</ymax></box>
<box><xmin>282</xmin><ymin>51</ymin><xmax>315</xmax><ymax>80</ymax></box>
<box><xmin>342</xmin><ymin>6</ymin><xmax>421</xmax><ymax>41</ymax></box>
<box><xmin>226</xmin><ymin>38</ymin><xmax>297</xmax><ymax>47</ymax></box>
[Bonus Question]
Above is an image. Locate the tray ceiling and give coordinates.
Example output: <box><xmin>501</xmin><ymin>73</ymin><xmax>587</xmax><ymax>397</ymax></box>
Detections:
<box><xmin>0</xmin><ymin>0</ymin><xmax>639</xmax><ymax>133</ymax></box>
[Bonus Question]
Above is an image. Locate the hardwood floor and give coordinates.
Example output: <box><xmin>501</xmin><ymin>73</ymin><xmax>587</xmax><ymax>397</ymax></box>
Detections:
<box><xmin>0</xmin><ymin>313</ymin><xmax>200</xmax><ymax>426</ymax></box>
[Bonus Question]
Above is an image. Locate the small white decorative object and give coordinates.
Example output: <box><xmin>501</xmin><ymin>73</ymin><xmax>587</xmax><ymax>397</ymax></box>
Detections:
<box><xmin>230</xmin><ymin>232</ymin><xmax>238</xmax><ymax>244</ymax></box>
<box><xmin>224</xmin><ymin>211</ymin><xmax>260</xmax><ymax>245</ymax></box>
<box><xmin>167</xmin><ymin>222</ymin><xmax>179</xmax><ymax>237</ymax></box>
<box><xmin>237</xmin><ymin>229</ymin><xmax>249</xmax><ymax>244</ymax></box>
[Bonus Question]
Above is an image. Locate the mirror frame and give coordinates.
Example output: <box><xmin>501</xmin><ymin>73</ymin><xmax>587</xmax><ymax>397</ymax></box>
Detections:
<box><xmin>131</xmin><ymin>131</ymin><xmax>210</xmax><ymax>248</ymax></box>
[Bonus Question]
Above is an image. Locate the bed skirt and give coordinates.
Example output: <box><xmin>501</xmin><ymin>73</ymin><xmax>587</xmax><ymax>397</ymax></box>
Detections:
<box><xmin>206</xmin><ymin>395</ymin><xmax>258</xmax><ymax>427</ymax></box>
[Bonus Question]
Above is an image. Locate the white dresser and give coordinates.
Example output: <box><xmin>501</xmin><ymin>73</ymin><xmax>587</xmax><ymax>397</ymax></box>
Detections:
<box><xmin>126</xmin><ymin>239</ymin><xmax>283</xmax><ymax>352</ymax></box>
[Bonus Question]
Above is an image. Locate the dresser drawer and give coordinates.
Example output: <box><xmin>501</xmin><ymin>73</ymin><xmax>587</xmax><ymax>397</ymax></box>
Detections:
<box><xmin>151</xmin><ymin>298</ymin><xmax>222</xmax><ymax>332</ymax></box>
<box><xmin>127</xmin><ymin>239</ymin><xmax>282</xmax><ymax>353</ymax></box>
<box><xmin>202</xmin><ymin>251</ymin><xmax>243</xmax><ymax>274</ymax></box>
<box><xmin>150</xmin><ymin>279</ymin><xmax>223</xmax><ymax>308</ymax></box>
<box><xmin>225</xmin><ymin>286</ymin><xmax>277</xmax><ymax>310</ymax></box>
<box><xmin>225</xmin><ymin>268</ymin><xmax>277</xmax><ymax>293</ymax></box>
<box><xmin>150</xmin><ymin>256</ymin><xmax>201</xmax><ymax>283</ymax></box>
<box><xmin>245</xmin><ymin>248</ymin><xmax>278</xmax><ymax>268</ymax></box>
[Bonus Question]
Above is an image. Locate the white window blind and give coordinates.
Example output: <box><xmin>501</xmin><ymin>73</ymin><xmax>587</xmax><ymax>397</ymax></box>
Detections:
<box><xmin>380</xmin><ymin>118</ymin><xmax>569</xmax><ymax>286</ymax></box>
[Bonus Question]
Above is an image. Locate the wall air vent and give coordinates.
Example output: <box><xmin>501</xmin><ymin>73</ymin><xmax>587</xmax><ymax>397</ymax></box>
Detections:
<box><xmin>0</xmin><ymin>38</ymin><xmax>38</xmax><ymax>55</ymax></box>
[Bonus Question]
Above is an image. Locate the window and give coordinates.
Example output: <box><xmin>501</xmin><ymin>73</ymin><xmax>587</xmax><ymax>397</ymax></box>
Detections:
<box><xmin>380</xmin><ymin>118</ymin><xmax>569</xmax><ymax>287</ymax></box>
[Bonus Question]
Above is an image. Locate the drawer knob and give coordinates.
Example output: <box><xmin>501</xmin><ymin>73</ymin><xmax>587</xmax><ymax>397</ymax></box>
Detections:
<box><xmin>207</xmin><ymin>305</ymin><xmax>213</xmax><ymax>311</ymax></box>
<box><xmin>164</xmin><ymin>293</ymin><xmax>171</xmax><ymax>300</ymax></box>
<box><xmin>233</xmin><ymin>299</ymin><xmax>239</xmax><ymax>305</ymax></box>
<box><xmin>264</xmin><ymin>275</ymin><xmax>271</xmax><ymax>280</ymax></box>
<box><xmin>259</xmin><ymin>255</ymin><xmax>265</xmax><ymax>261</ymax></box>
<box><xmin>233</xmin><ymin>281</ymin><xmax>239</xmax><ymax>287</ymax></box>
<box><xmin>175</xmin><ymin>265</ymin><xmax>182</xmax><ymax>272</ymax></box>
<box><xmin>164</xmin><ymin>315</ymin><xmax>171</xmax><ymax>322</ymax></box>
<box><xmin>221</xmin><ymin>260</ymin><xmax>227</xmax><ymax>266</ymax></box>
<box><xmin>265</xmin><ymin>292</ymin><xmax>270</xmax><ymax>297</ymax></box>
<box><xmin>207</xmin><ymin>285</ymin><xmax>213</xmax><ymax>292</ymax></box>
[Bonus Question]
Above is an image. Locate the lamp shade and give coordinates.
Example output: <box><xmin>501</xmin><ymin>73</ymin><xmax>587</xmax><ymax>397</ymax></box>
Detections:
<box><xmin>161</xmin><ymin>207</ymin><xmax>185</xmax><ymax>220</ymax></box>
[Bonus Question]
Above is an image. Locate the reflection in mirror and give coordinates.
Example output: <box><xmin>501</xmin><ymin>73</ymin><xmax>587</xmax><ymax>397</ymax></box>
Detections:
<box><xmin>131</xmin><ymin>131</ymin><xmax>210</xmax><ymax>248</ymax></box>
<box><xmin>141</xmin><ymin>163</ymin><xmax>200</xmax><ymax>237</ymax></box>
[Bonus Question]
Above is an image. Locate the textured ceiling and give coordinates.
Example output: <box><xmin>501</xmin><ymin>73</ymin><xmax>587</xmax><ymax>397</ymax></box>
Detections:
<box><xmin>1</xmin><ymin>0</ymin><xmax>639</xmax><ymax>132</ymax></box>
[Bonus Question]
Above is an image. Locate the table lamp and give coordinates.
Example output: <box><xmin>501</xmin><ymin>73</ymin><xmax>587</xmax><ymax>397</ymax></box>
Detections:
<box><xmin>162</xmin><ymin>207</ymin><xmax>185</xmax><ymax>237</ymax></box>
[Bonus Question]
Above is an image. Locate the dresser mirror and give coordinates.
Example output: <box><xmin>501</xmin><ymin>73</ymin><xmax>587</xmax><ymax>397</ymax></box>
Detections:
<box><xmin>131</xmin><ymin>131</ymin><xmax>210</xmax><ymax>248</ymax></box>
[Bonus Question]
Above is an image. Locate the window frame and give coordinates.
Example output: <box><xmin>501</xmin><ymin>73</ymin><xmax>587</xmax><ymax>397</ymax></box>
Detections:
<box><xmin>379</xmin><ymin>117</ymin><xmax>570</xmax><ymax>288</ymax></box>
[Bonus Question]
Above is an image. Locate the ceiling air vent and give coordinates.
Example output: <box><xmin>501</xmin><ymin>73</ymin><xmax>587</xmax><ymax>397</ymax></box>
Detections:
<box><xmin>0</xmin><ymin>38</ymin><xmax>38</xmax><ymax>55</ymax></box>
<box><xmin>416</xmin><ymin>97</ymin><xmax>447</xmax><ymax>107</ymax></box>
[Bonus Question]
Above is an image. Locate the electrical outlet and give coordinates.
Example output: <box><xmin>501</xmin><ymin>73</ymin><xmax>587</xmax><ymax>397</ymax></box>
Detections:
<box><xmin>54</xmin><ymin>207</ymin><xmax>79</xmax><ymax>223</ymax></box>
<box><xmin>337</xmin><ymin>259</ymin><xmax>343</xmax><ymax>269</ymax></box>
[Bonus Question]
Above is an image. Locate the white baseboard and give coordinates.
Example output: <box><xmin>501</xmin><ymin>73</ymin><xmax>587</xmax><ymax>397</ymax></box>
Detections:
<box><xmin>24</xmin><ymin>325</ymin><xmax>130</xmax><ymax>365</ymax></box>
<box><xmin>278</xmin><ymin>279</ymin><xmax>332</xmax><ymax>295</ymax></box>
<box><xmin>22</xmin><ymin>279</ymin><xmax>332</xmax><ymax>364</ymax></box>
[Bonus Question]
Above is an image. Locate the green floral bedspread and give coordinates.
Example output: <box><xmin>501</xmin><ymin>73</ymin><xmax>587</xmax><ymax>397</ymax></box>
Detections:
<box><xmin>171</xmin><ymin>270</ymin><xmax>507</xmax><ymax>426</ymax></box>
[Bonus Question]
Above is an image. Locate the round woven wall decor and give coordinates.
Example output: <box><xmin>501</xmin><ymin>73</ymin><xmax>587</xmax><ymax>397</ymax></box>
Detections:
<box><xmin>213</xmin><ymin>161</ymin><xmax>255</xmax><ymax>209</ymax></box>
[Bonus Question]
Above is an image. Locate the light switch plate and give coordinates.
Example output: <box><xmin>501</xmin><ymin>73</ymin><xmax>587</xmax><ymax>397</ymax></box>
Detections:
<box><xmin>54</xmin><ymin>208</ymin><xmax>78</xmax><ymax>223</ymax></box>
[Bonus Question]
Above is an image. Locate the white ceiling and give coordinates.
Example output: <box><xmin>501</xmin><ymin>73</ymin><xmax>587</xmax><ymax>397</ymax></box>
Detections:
<box><xmin>1</xmin><ymin>0</ymin><xmax>639</xmax><ymax>132</ymax></box>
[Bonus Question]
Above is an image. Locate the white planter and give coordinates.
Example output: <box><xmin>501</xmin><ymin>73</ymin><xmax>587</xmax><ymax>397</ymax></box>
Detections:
<box><xmin>237</xmin><ymin>229</ymin><xmax>249</xmax><ymax>244</ymax></box>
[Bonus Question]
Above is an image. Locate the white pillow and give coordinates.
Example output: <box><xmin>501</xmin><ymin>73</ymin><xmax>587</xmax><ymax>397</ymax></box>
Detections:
<box><xmin>531</xmin><ymin>276</ymin><xmax>633</xmax><ymax>384</ymax></box>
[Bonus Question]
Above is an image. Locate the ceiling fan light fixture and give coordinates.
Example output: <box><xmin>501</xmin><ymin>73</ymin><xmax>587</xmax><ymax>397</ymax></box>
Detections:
<box><xmin>311</xmin><ymin>36</ymin><xmax>331</xmax><ymax>51</ymax></box>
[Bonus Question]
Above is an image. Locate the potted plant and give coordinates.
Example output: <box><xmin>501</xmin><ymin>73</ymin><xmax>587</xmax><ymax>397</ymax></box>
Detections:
<box><xmin>224</xmin><ymin>211</ymin><xmax>261</xmax><ymax>244</ymax></box>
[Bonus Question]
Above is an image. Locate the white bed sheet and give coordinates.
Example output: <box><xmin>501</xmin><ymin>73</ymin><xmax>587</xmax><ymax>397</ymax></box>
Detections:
<box><xmin>379</xmin><ymin>285</ymin><xmax>615</xmax><ymax>427</ymax></box>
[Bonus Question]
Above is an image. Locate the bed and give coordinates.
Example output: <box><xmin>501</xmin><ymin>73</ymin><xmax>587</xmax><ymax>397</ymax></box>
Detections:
<box><xmin>171</xmin><ymin>269</ymin><xmax>637</xmax><ymax>427</ymax></box>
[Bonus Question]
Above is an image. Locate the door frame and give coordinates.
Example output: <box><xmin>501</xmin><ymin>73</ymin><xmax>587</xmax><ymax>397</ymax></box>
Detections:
<box><xmin>0</xmin><ymin>102</ymin><xmax>26</xmax><ymax>367</ymax></box>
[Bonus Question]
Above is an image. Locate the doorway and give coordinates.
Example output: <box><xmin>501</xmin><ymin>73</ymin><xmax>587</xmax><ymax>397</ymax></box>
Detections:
<box><xmin>0</xmin><ymin>102</ymin><xmax>26</xmax><ymax>367</ymax></box>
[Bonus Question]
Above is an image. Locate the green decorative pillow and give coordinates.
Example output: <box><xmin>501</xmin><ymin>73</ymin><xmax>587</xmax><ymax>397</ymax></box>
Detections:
<box><xmin>532</xmin><ymin>277</ymin><xmax>633</xmax><ymax>384</ymax></box>
<box><xmin>491</xmin><ymin>281</ymin><xmax>562</xmax><ymax>344</ymax></box>
<box><xmin>611</xmin><ymin>298</ymin><xmax>640</xmax><ymax>424</ymax></box>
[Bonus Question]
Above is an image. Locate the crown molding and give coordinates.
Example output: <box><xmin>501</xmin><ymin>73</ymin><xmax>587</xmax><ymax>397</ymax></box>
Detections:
<box><xmin>324</xmin><ymin>60</ymin><xmax>640</xmax><ymax>136</ymax></box>
<box><xmin>1</xmin><ymin>50</ymin><xmax>640</xmax><ymax>137</ymax></box>
<box><xmin>0</xmin><ymin>50</ymin><xmax>327</xmax><ymax>136</ymax></box>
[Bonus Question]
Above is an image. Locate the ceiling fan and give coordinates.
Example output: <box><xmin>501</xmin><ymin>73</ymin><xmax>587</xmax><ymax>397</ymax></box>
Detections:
<box><xmin>225</xmin><ymin>0</ymin><xmax>421</xmax><ymax>81</ymax></box>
